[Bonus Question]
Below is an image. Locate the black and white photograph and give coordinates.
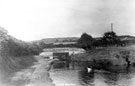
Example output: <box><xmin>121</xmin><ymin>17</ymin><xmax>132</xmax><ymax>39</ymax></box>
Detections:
<box><xmin>0</xmin><ymin>0</ymin><xmax>135</xmax><ymax>86</ymax></box>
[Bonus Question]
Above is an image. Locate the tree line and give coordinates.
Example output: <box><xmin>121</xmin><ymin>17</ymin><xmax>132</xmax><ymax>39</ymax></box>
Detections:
<box><xmin>77</xmin><ymin>31</ymin><xmax>125</xmax><ymax>50</ymax></box>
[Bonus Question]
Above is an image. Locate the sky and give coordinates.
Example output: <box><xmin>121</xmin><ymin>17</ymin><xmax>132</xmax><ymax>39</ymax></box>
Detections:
<box><xmin>0</xmin><ymin>0</ymin><xmax>134</xmax><ymax>41</ymax></box>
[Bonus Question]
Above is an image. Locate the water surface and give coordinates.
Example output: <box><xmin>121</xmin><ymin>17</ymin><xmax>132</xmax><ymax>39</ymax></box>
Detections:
<box><xmin>50</xmin><ymin>67</ymin><xmax>135</xmax><ymax>86</ymax></box>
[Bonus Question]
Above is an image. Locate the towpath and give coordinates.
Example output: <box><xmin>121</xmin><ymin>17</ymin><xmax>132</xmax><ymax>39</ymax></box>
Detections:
<box><xmin>11</xmin><ymin>56</ymin><xmax>57</xmax><ymax>86</ymax></box>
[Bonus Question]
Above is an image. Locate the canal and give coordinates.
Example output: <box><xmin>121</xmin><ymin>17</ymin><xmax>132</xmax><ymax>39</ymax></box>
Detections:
<box><xmin>50</xmin><ymin>62</ymin><xmax>135</xmax><ymax>86</ymax></box>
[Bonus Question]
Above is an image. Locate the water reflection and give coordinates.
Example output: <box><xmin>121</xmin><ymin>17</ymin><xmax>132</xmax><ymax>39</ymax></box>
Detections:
<box><xmin>77</xmin><ymin>69</ymin><xmax>135</xmax><ymax>86</ymax></box>
<box><xmin>79</xmin><ymin>70</ymin><xmax>95</xmax><ymax>86</ymax></box>
<box><xmin>102</xmin><ymin>72</ymin><xmax>119</xmax><ymax>86</ymax></box>
<box><xmin>51</xmin><ymin>62</ymin><xmax>135</xmax><ymax>86</ymax></box>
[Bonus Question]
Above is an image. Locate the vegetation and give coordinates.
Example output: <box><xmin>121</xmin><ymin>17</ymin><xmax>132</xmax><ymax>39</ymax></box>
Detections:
<box><xmin>28</xmin><ymin>31</ymin><xmax>133</xmax><ymax>50</ymax></box>
<box><xmin>0</xmin><ymin>26</ymin><xmax>135</xmax><ymax>78</ymax></box>
<box><xmin>2</xmin><ymin>39</ymin><xmax>41</xmax><ymax>57</ymax></box>
<box><xmin>77</xmin><ymin>31</ymin><xmax>126</xmax><ymax>49</ymax></box>
<box><xmin>77</xmin><ymin>33</ymin><xmax>94</xmax><ymax>50</ymax></box>
<box><xmin>101</xmin><ymin>31</ymin><xmax>121</xmax><ymax>46</ymax></box>
<box><xmin>119</xmin><ymin>51</ymin><xmax>131</xmax><ymax>68</ymax></box>
<box><xmin>72</xmin><ymin>46</ymin><xmax>135</xmax><ymax>71</ymax></box>
<box><xmin>0</xmin><ymin>29</ymin><xmax>39</xmax><ymax>81</ymax></box>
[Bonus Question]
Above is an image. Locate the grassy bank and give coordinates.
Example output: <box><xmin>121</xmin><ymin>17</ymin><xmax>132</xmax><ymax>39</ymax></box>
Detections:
<box><xmin>72</xmin><ymin>45</ymin><xmax>135</xmax><ymax>71</ymax></box>
<box><xmin>12</xmin><ymin>56</ymin><xmax>56</xmax><ymax>86</ymax></box>
<box><xmin>0</xmin><ymin>55</ymin><xmax>36</xmax><ymax>78</ymax></box>
<box><xmin>0</xmin><ymin>29</ymin><xmax>38</xmax><ymax>82</ymax></box>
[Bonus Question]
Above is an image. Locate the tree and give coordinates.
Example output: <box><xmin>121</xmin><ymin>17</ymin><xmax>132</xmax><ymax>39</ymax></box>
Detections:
<box><xmin>77</xmin><ymin>33</ymin><xmax>94</xmax><ymax>50</ymax></box>
<box><xmin>102</xmin><ymin>31</ymin><xmax>120</xmax><ymax>46</ymax></box>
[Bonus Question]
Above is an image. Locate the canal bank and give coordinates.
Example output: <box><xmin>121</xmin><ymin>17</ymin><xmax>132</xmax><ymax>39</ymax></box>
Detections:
<box><xmin>9</xmin><ymin>56</ymin><xmax>57</xmax><ymax>86</ymax></box>
<box><xmin>72</xmin><ymin>46</ymin><xmax>135</xmax><ymax>72</ymax></box>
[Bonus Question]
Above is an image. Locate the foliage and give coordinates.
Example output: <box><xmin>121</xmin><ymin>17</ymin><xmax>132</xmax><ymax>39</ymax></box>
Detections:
<box><xmin>119</xmin><ymin>51</ymin><xmax>131</xmax><ymax>67</ymax></box>
<box><xmin>92</xmin><ymin>39</ymin><xmax>102</xmax><ymax>47</ymax></box>
<box><xmin>0</xmin><ymin>30</ymin><xmax>37</xmax><ymax>80</ymax></box>
<box><xmin>77</xmin><ymin>33</ymin><xmax>94</xmax><ymax>50</ymax></box>
<box><xmin>92</xmin><ymin>59</ymin><xmax>113</xmax><ymax>70</ymax></box>
<box><xmin>1</xmin><ymin>38</ymin><xmax>41</xmax><ymax>56</ymax></box>
<box><xmin>101</xmin><ymin>31</ymin><xmax>121</xmax><ymax>46</ymax></box>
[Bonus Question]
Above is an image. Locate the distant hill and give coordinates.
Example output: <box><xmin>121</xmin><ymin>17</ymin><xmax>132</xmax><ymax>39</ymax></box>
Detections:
<box><xmin>31</xmin><ymin>37</ymin><xmax>79</xmax><ymax>46</ymax></box>
<box><xmin>40</xmin><ymin>37</ymin><xmax>79</xmax><ymax>44</ymax></box>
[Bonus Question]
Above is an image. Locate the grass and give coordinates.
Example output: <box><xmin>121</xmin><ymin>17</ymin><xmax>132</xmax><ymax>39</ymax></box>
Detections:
<box><xmin>12</xmin><ymin>57</ymin><xmax>57</xmax><ymax>86</ymax></box>
<box><xmin>72</xmin><ymin>45</ymin><xmax>135</xmax><ymax>67</ymax></box>
<box><xmin>0</xmin><ymin>55</ymin><xmax>36</xmax><ymax>82</ymax></box>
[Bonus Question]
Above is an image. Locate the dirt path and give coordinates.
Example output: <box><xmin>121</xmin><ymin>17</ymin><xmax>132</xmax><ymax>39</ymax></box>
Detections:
<box><xmin>11</xmin><ymin>56</ymin><xmax>57</xmax><ymax>86</ymax></box>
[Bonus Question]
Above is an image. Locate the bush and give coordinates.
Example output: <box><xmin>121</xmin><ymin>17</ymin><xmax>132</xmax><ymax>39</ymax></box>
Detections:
<box><xmin>77</xmin><ymin>33</ymin><xmax>94</xmax><ymax>50</ymax></box>
<box><xmin>92</xmin><ymin>59</ymin><xmax>113</xmax><ymax>70</ymax></box>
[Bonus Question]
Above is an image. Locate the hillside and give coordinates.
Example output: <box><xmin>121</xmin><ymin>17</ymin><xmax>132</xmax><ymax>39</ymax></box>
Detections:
<box><xmin>32</xmin><ymin>37</ymin><xmax>79</xmax><ymax>44</ymax></box>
